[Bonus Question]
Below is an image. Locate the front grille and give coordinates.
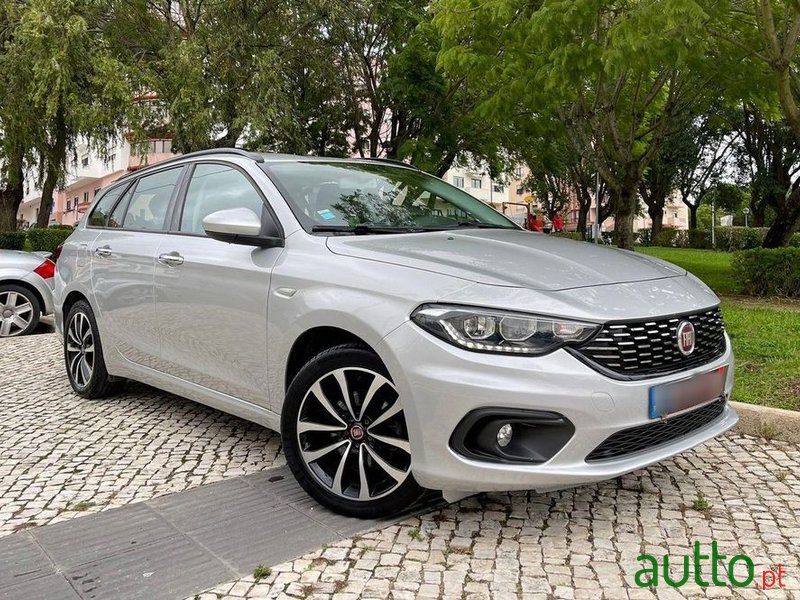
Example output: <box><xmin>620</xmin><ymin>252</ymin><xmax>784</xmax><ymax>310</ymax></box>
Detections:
<box><xmin>586</xmin><ymin>398</ymin><xmax>726</xmax><ymax>462</ymax></box>
<box><xmin>573</xmin><ymin>308</ymin><xmax>725</xmax><ymax>378</ymax></box>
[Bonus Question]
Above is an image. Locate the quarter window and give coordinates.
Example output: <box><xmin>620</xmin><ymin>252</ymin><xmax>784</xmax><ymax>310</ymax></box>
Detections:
<box><xmin>179</xmin><ymin>163</ymin><xmax>264</xmax><ymax>235</ymax></box>
<box><xmin>87</xmin><ymin>186</ymin><xmax>125</xmax><ymax>227</ymax></box>
<box><xmin>122</xmin><ymin>168</ymin><xmax>183</xmax><ymax>231</ymax></box>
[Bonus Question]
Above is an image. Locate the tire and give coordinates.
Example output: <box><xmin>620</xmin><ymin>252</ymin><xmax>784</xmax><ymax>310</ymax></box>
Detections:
<box><xmin>282</xmin><ymin>344</ymin><xmax>422</xmax><ymax>518</ymax></box>
<box><xmin>0</xmin><ymin>283</ymin><xmax>41</xmax><ymax>337</ymax></box>
<box><xmin>64</xmin><ymin>300</ymin><xmax>123</xmax><ymax>398</ymax></box>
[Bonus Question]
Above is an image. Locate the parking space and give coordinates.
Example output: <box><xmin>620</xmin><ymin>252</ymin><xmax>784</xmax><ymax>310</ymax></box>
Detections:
<box><xmin>0</xmin><ymin>333</ymin><xmax>283</xmax><ymax>538</ymax></box>
<box><xmin>3</xmin><ymin>334</ymin><xmax>800</xmax><ymax>599</ymax></box>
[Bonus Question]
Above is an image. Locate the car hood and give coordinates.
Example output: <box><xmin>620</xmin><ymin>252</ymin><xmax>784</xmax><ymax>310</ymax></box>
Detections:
<box><xmin>325</xmin><ymin>229</ymin><xmax>686</xmax><ymax>291</ymax></box>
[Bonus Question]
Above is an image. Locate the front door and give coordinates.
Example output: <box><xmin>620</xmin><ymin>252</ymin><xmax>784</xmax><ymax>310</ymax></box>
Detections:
<box><xmin>90</xmin><ymin>167</ymin><xmax>185</xmax><ymax>369</ymax></box>
<box><xmin>153</xmin><ymin>162</ymin><xmax>282</xmax><ymax>405</ymax></box>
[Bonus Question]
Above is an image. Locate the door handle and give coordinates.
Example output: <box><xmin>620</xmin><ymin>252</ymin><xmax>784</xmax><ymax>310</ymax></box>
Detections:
<box><xmin>157</xmin><ymin>252</ymin><xmax>184</xmax><ymax>266</ymax></box>
<box><xmin>94</xmin><ymin>246</ymin><xmax>111</xmax><ymax>257</ymax></box>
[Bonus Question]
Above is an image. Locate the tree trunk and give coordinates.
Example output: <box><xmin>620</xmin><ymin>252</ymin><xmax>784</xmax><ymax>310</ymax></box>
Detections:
<box><xmin>0</xmin><ymin>152</ymin><xmax>24</xmax><ymax>231</ymax></box>
<box><xmin>763</xmin><ymin>185</ymin><xmax>800</xmax><ymax>248</ymax></box>
<box><xmin>37</xmin><ymin>105</ymin><xmax>68</xmax><ymax>228</ymax></box>
<box><xmin>612</xmin><ymin>185</ymin><xmax>638</xmax><ymax>250</ymax></box>
<box><xmin>576</xmin><ymin>201</ymin><xmax>588</xmax><ymax>240</ymax></box>
<box><xmin>649</xmin><ymin>203</ymin><xmax>664</xmax><ymax>241</ymax></box>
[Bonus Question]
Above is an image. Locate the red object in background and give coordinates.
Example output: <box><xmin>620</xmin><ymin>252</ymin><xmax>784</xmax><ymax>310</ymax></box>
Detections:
<box><xmin>33</xmin><ymin>258</ymin><xmax>56</xmax><ymax>280</ymax></box>
<box><xmin>553</xmin><ymin>214</ymin><xmax>564</xmax><ymax>232</ymax></box>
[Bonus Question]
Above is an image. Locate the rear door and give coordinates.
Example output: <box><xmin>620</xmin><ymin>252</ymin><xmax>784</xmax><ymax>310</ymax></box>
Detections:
<box><xmin>89</xmin><ymin>167</ymin><xmax>185</xmax><ymax>368</ymax></box>
<box><xmin>152</xmin><ymin>161</ymin><xmax>282</xmax><ymax>405</ymax></box>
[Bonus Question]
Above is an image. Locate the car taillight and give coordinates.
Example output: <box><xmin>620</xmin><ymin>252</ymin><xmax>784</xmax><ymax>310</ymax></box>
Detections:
<box><xmin>54</xmin><ymin>243</ymin><xmax>64</xmax><ymax>262</ymax></box>
<box><xmin>34</xmin><ymin>259</ymin><xmax>56</xmax><ymax>280</ymax></box>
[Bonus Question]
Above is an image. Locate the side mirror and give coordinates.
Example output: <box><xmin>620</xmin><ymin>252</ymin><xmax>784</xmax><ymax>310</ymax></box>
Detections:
<box><xmin>202</xmin><ymin>207</ymin><xmax>283</xmax><ymax>248</ymax></box>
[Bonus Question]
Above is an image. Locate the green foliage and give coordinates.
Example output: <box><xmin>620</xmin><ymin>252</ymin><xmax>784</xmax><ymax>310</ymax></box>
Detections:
<box><xmin>732</xmin><ymin>248</ymin><xmax>800</xmax><ymax>297</ymax></box>
<box><xmin>716</xmin><ymin>227</ymin><xmax>768</xmax><ymax>251</ymax></box>
<box><xmin>25</xmin><ymin>227</ymin><xmax>73</xmax><ymax>256</ymax></box>
<box><xmin>636</xmin><ymin>247</ymin><xmax>736</xmax><ymax>295</ymax></box>
<box><xmin>0</xmin><ymin>231</ymin><xmax>26</xmax><ymax>250</ymax></box>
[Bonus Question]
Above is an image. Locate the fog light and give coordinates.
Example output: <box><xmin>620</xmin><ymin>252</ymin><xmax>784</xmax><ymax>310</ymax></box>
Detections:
<box><xmin>496</xmin><ymin>423</ymin><xmax>513</xmax><ymax>447</ymax></box>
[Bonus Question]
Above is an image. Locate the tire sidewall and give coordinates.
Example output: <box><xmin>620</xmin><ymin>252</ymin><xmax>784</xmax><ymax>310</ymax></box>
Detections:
<box><xmin>281</xmin><ymin>345</ymin><xmax>421</xmax><ymax>518</ymax></box>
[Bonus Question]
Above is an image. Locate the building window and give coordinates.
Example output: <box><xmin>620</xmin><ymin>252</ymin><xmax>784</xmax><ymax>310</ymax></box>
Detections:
<box><xmin>516</xmin><ymin>186</ymin><xmax>524</xmax><ymax>195</ymax></box>
<box><xmin>471</xmin><ymin>178</ymin><xmax>482</xmax><ymax>189</ymax></box>
<box><xmin>453</xmin><ymin>176</ymin><xmax>464</xmax><ymax>188</ymax></box>
<box><xmin>147</xmin><ymin>139</ymin><xmax>173</xmax><ymax>154</ymax></box>
<box><xmin>106</xmin><ymin>153</ymin><xmax>116</xmax><ymax>165</ymax></box>
<box><xmin>493</xmin><ymin>183</ymin><xmax>503</xmax><ymax>193</ymax></box>
<box><xmin>83</xmin><ymin>191</ymin><xmax>89</xmax><ymax>203</ymax></box>
<box><xmin>66</xmin><ymin>199</ymin><xmax>71</xmax><ymax>211</ymax></box>
<box><xmin>674</xmin><ymin>212</ymin><xmax>678</xmax><ymax>218</ymax></box>
<box><xmin>514</xmin><ymin>167</ymin><xmax>523</xmax><ymax>178</ymax></box>
<box><xmin>81</xmin><ymin>155</ymin><xmax>89</xmax><ymax>167</ymax></box>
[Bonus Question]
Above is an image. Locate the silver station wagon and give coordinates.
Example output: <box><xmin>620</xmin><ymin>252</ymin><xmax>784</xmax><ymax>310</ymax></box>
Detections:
<box><xmin>54</xmin><ymin>149</ymin><xmax>737</xmax><ymax>517</ymax></box>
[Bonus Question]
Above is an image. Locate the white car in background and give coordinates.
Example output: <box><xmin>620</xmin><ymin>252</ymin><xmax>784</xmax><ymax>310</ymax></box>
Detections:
<box><xmin>54</xmin><ymin>149</ymin><xmax>737</xmax><ymax>517</ymax></box>
<box><xmin>0</xmin><ymin>249</ymin><xmax>55</xmax><ymax>337</ymax></box>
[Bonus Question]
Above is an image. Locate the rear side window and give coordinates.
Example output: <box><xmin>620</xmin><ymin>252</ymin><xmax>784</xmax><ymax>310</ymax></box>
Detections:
<box><xmin>87</xmin><ymin>186</ymin><xmax>125</xmax><ymax>227</ymax></box>
<box><xmin>179</xmin><ymin>164</ymin><xmax>264</xmax><ymax>235</ymax></box>
<box><xmin>121</xmin><ymin>168</ymin><xmax>183</xmax><ymax>231</ymax></box>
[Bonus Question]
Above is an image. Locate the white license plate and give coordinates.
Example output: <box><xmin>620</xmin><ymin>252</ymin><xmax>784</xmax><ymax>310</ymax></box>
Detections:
<box><xmin>648</xmin><ymin>366</ymin><xmax>728</xmax><ymax>419</ymax></box>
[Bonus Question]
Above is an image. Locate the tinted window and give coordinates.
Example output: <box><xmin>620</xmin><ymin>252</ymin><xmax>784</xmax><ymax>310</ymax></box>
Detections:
<box><xmin>87</xmin><ymin>186</ymin><xmax>125</xmax><ymax>227</ymax></box>
<box><xmin>107</xmin><ymin>185</ymin><xmax>133</xmax><ymax>228</ymax></box>
<box><xmin>122</xmin><ymin>168</ymin><xmax>183</xmax><ymax>231</ymax></box>
<box><xmin>179</xmin><ymin>164</ymin><xmax>264</xmax><ymax>235</ymax></box>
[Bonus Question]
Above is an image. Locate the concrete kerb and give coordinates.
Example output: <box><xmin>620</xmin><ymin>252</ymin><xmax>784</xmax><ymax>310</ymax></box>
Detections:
<box><xmin>731</xmin><ymin>400</ymin><xmax>800</xmax><ymax>443</ymax></box>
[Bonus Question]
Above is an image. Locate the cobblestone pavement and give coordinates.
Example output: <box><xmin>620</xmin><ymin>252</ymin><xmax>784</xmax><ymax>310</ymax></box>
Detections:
<box><xmin>191</xmin><ymin>434</ymin><xmax>800</xmax><ymax>600</ymax></box>
<box><xmin>0</xmin><ymin>333</ymin><xmax>283</xmax><ymax>538</ymax></box>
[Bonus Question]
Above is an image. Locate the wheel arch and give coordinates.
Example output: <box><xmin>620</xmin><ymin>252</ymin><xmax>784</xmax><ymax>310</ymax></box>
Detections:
<box><xmin>62</xmin><ymin>290</ymin><xmax>90</xmax><ymax>322</ymax></box>
<box><xmin>0</xmin><ymin>278</ymin><xmax>46</xmax><ymax>315</ymax></box>
<box><xmin>285</xmin><ymin>326</ymin><xmax>380</xmax><ymax>392</ymax></box>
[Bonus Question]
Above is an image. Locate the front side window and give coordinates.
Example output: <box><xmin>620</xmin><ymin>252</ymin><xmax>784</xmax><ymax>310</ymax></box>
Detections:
<box><xmin>122</xmin><ymin>168</ymin><xmax>183</xmax><ymax>231</ymax></box>
<box><xmin>87</xmin><ymin>186</ymin><xmax>125</xmax><ymax>227</ymax></box>
<box><xmin>263</xmin><ymin>161</ymin><xmax>517</xmax><ymax>233</ymax></box>
<box><xmin>179</xmin><ymin>163</ymin><xmax>264</xmax><ymax>235</ymax></box>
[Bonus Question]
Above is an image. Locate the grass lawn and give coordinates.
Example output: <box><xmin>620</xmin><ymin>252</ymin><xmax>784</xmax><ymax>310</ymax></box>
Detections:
<box><xmin>636</xmin><ymin>246</ymin><xmax>800</xmax><ymax>410</ymax></box>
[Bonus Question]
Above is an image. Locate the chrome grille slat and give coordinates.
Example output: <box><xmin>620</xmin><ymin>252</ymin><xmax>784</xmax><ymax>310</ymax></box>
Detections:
<box><xmin>575</xmin><ymin>308</ymin><xmax>726</xmax><ymax>377</ymax></box>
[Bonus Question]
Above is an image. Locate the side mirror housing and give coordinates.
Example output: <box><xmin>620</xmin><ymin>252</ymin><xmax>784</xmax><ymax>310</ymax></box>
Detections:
<box><xmin>202</xmin><ymin>207</ymin><xmax>284</xmax><ymax>248</ymax></box>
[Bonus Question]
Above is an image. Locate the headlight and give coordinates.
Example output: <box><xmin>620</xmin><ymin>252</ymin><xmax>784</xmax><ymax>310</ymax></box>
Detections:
<box><xmin>410</xmin><ymin>304</ymin><xmax>600</xmax><ymax>355</ymax></box>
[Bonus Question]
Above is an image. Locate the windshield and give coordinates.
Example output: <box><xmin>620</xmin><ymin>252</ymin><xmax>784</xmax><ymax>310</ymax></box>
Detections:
<box><xmin>262</xmin><ymin>161</ymin><xmax>518</xmax><ymax>232</ymax></box>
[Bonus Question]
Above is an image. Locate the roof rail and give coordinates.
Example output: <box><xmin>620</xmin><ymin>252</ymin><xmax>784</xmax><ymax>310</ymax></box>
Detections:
<box><xmin>117</xmin><ymin>148</ymin><xmax>264</xmax><ymax>181</ymax></box>
<box><xmin>360</xmin><ymin>157</ymin><xmax>422</xmax><ymax>171</ymax></box>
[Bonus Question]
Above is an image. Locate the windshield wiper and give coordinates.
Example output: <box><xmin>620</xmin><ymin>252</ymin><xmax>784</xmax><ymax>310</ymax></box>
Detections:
<box><xmin>421</xmin><ymin>221</ymin><xmax>515</xmax><ymax>230</ymax></box>
<box><xmin>311</xmin><ymin>224</ymin><xmax>424</xmax><ymax>235</ymax></box>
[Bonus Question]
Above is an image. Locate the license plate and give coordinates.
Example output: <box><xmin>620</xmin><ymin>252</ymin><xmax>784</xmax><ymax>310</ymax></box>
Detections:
<box><xmin>649</xmin><ymin>366</ymin><xmax>728</xmax><ymax>419</ymax></box>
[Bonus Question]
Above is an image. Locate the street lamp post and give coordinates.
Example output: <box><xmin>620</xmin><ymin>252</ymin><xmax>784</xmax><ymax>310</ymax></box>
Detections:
<box><xmin>594</xmin><ymin>170</ymin><xmax>601</xmax><ymax>244</ymax></box>
<box><xmin>743</xmin><ymin>207</ymin><xmax>750</xmax><ymax>228</ymax></box>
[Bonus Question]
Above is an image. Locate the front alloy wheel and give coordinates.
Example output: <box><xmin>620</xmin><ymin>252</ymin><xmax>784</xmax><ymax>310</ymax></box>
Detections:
<box><xmin>282</xmin><ymin>345</ymin><xmax>422</xmax><ymax>517</ymax></box>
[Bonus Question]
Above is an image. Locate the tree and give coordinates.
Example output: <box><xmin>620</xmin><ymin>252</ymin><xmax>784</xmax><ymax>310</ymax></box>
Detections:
<box><xmin>4</xmin><ymin>0</ymin><xmax>133</xmax><ymax>227</ymax></box>
<box><xmin>707</xmin><ymin>0</ymin><xmax>800</xmax><ymax>246</ymax></box>
<box><xmin>735</xmin><ymin>106</ymin><xmax>800</xmax><ymax>228</ymax></box>
<box><xmin>436</xmin><ymin>0</ymin><xmax>715</xmax><ymax>249</ymax></box>
<box><xmin>670</xmin><ymin>108</ymin><xmax>738</xmax><ymax>231</ymax></box>
<box><xmin>0</xmin><ymin>0</ymin><xmax>28</xmax><ymax>231</ymax></box>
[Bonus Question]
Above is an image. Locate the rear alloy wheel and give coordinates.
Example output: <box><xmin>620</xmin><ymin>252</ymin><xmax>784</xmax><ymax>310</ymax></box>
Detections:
<box><xmin>0</xmin><ymin>284</ymin><xmax>40</xmax><ymax>337</ymax></box>
<box><xmin>282</xmin><ymin>345</ymin><xmax>422</xmax><ymax>517</ymax></box>
<box><xmin>64</xmin><ymin>300</ymin><xmax>123</xmax><ymax>398</ymax></box>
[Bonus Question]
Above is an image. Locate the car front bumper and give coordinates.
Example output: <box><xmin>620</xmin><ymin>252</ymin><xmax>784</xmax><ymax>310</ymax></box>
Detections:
<box><xmin>376</xmin><ymin>321</ymin><xmax>737</xmax><ymax>494</ymax></box>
